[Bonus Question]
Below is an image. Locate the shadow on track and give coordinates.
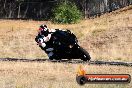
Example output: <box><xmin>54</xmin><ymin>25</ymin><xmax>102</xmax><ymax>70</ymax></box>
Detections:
<box><xmin>0</xmin><ymin>58</ymin><xmax>132</xmax><ymax>67</ymax></box>
<box><xmin>0</xmin><ymin>58</ymin><xmax>84</xmax><ymax>63</ymax></box>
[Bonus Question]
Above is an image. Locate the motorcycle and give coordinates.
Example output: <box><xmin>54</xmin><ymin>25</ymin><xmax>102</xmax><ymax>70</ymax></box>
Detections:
<box><xmin>35</xmin><ymin>29</ymin><xmax>91</xmax><ymax>61</ymax></box>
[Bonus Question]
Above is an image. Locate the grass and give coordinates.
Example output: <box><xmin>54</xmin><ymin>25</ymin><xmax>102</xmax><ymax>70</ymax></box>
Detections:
<box><xmin>0</xmin><ymin>61</ymin><xmax>131</xmax><ymax>88</ymax></box>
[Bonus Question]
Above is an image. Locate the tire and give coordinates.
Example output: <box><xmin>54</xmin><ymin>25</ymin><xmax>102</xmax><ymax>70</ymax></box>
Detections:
<box><xmin>49</xmin><ymin>54</ymin><xmax>61</xmax><ymax>61</ymax></box>
<box><xmin>79</xmin><ymin>47</ymin><xmax>91</xmax><ymax>61</ymax></box>
<box><xmin>76</xmin><ymin>75</ymin><xmax>87</xmax><ymax>85</ymax></box>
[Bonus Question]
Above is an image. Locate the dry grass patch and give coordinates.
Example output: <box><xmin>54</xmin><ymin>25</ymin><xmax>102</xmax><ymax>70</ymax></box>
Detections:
<box><xmin>0</xmin><ymin>61</ymin><xmax>131</xmax><ymax>88</ymax></box>
<box><xmin>0</xmin><ymin>5</ymin><xmax>132</xmax><ymax>61</ymax></box>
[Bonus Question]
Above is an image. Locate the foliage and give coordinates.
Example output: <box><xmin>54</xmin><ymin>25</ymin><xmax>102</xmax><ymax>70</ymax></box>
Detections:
<box><xmin>52</xmin><ymin>1</ymin><xmax>82</xmax><ymax>24</ymax></box>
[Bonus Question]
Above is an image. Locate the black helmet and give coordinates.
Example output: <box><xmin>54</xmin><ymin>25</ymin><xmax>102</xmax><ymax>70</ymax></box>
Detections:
<box><xmin>39</xmin><ymin>24</ymin><xmax>49</xmax><ymax>36</ymax></box>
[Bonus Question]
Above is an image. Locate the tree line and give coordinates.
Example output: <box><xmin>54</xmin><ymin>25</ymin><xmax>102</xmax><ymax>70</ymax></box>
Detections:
<box><xmin>0</xmin><ymin>0</ymin><xmax>131</xmax><ymax>20</ymax></box>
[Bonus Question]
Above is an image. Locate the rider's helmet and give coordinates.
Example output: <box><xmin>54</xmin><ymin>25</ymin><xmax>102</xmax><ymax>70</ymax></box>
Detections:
<box><xmin>39</xmin><ymin>24</ymin><xmax>49</xmax><ymax>36</ymax></box>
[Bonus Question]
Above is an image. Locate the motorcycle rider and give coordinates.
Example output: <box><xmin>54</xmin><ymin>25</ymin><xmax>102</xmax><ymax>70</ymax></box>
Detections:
<box><xmin>35</xmin><ymin>24</ymin><xmax>57</xmax><ymax>60</ymax></box>
<box><xmin>35</xmin><ymin>24</ymin><xmax>74</xmax><ymax>60</ymax></box>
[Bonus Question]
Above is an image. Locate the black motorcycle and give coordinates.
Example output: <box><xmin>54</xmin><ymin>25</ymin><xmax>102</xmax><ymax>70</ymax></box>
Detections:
<box><xmin>35</xmin><ymin>29</ymin><xmax>91</xmax><ymax>61</ymax></box>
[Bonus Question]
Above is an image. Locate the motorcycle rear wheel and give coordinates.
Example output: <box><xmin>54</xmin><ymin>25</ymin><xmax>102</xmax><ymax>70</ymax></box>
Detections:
<box><xmin>79</xmin><ymin>47</ymin><xmax>91</xmax><ymax>61</ymax></box>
